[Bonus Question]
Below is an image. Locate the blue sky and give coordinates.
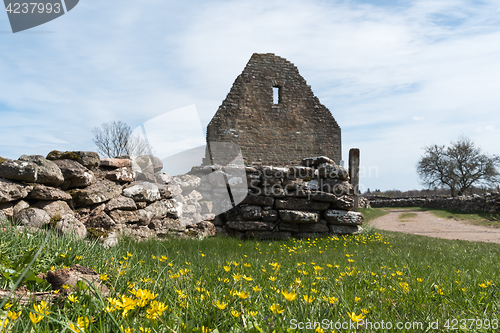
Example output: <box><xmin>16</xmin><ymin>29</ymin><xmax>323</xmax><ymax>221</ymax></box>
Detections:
<box><xmin>1</xmin><ymin>0</ymin><xmax>500</xmax><ymax>192</ymax></box>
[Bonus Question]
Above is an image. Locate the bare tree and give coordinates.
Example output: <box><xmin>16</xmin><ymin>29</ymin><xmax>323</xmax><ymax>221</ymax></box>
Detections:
<box><xmin>92</xmin><ymin>121</ymin><xmax>150</xmax><ymax>158</ymax></box>
<box><xmin>417</xmin><ymin>137</ymin><xmax>500</xmax><ymax>196</ymax></box>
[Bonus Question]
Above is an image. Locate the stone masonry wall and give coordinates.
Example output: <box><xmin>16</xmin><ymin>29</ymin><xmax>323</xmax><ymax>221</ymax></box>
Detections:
<box><xmin>368</xmin><ymin>194</ymin><xmax>500</xmax><ymax>214</ymax></box>
<box><xmin>206</xmin><ymin>53</ymin><xmax>341</xmax><ymax>166</ymax></box>
<box><xmin>192</xmin><ymin>156</ymin><xmax>364</xmax><ymax>240</ymax></box>
<box><xmin>0</xmin><ymin>151</ymin><xmax>363</xmax><ymax>244</ymax></box>
<box><xmin>0</xmin><ymin>151</ymin><xmax>216</xmax><ymax>246</ymax></box>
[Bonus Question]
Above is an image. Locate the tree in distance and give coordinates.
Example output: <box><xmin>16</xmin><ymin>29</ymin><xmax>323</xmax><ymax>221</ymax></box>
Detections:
<box><xmin>417</xmin><ymin>136</ymin><xmax>500</xmax><ymax>196</ymax></box>
<box><xmin>92</xmin><ymin>121</ymin><xmax>150</xmax><ymax>158</ymax></box>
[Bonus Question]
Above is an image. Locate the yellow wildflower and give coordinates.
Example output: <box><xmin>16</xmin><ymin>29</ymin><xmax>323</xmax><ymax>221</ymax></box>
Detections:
<box><xmin>348</xmin><ymin>312</ymin><xmax>365</xmax><ymax>322</ymax></box>
<box><xmin>269</xmin><ymin>303</ymin><xmax>284</xmax><ymax>314</ymax></box>
<box><xmin>231</xmin><ymin>310</ymin><xmax>241</xmax><ymax>317</ymax></box>
<box><xmin>282</xmin><ymin>289</ymin><xmax>297</xmax><ymax>301</ymax></box>
<box><xmin>214</xmin><ymin>300</ymin><xmax>228</xmax><ymax>310</ymax></box>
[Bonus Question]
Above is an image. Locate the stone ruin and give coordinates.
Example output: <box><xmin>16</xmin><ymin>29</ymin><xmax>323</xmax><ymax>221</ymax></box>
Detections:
<box><xmin>0</xmin><ymin>53</ymin><xmax>363</xmax><ymax>244</ymax></box>
<box><xmin>206</xmin><ymin>53</ymin><xmax>341</xmax><ymax>166</ymax></box>
<box><xmin>0</xmin><ymin>151</ymin><xmax>362</xmax><ymax>244</ymax></box>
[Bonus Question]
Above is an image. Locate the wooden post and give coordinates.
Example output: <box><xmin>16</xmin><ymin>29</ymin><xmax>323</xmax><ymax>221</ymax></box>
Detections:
<box><xmin>349</xmin><ymin>148</ymin><xmax>360</xmax><ymax>211</ymax></box>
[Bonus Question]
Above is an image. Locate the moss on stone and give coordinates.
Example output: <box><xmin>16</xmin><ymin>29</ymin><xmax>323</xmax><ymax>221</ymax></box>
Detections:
<box><xmin>49</xmin><ymin>214</ymin><xmax>62</xmax><ymax>227</ymax></box>
<box><xmin>87</xmin><ymin>227</ymin><xmax>109</xmax><ymax>240</ymax></box>
<box><xmin>46</xmin><ymin>150</ymin><xmax>63</xmax><ymax>160</ymax></box>
<box><xmin>61</xmin><ymin>151</ymin><xmax>81</xmax><ymax>161</ymax></box>
<box><xmin>0</xmin><ymin>156</ymin><xmax>6</xmax><ymax>164</ymax></box>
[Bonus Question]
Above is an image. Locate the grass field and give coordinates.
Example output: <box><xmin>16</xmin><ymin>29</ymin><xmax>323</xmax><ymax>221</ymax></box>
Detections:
<box><xmin>1</xmin><ymin>211</ymin><xmax>500</xmax><ymax>332</ymax></box>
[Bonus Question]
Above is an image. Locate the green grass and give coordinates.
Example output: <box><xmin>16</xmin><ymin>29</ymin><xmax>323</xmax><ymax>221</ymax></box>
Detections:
<box><xmin>359</xmin><ymin>207</ymin><xmax>389</xmax><ymax>223</ymax></box>
<box><xmin>1</xmin><ymin>217</ymin><xmax>500</xmax><ymax>332</ymax></box>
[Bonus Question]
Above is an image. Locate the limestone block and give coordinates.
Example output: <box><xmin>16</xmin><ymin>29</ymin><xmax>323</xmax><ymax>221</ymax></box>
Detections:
<box><xmin>105</xmin><ymin>195</ymin><xmax>137</xmax><ymax>212</ymax></box>
<box><xmin>301</xmin><ymin>156</ymin><xmax>335</xmax><ymax>167</ymax></box>
<box><xmin>329</xmin><ymin>225</ymin><xmax>363</xmax><ymax>235</ymax></box>
<box><xmin>54</xmin><ymin>214</ymin><xmax>87</xmax><ymax>240</ymax></box>
<box><xmin>47</xmin><ymin>151</ymin><xmax>100</xmax><ymax>169</ymax></box>
<box><xmin>33</xmin><ymin>200</ymin><xmax>73</xmax><ymax>218</ymax></box>
<box><xmin>324</xmin><ymin>210</ymin><xmax>364</xmax><ymax>226</ymax></box>
<box><xmin>15</xmin><ymin>208</ymin><xmax>50</xmax><ymax>228</ymax></box>
<box><xmin>279</xmin><ymin>210</ymin><xmax>319</xmax><ymax>223</ymax></box>
<box><xmin>100</xmin><ymin>158</ymin><xmax>131</xmax><ymax>168</ymax></box>
<box><xmin>19</xmin><ymin>155</ymin><xmax>64</xmax><ymax>186</ymax></box>
<box><xmin>275</xmin><ymin>197</ymin><xmax>330</xmax><ymax>211</ymax></box>
<box><xmin>226</xmin><ymin>220</ymin><xmax>275</xmax><ymax>231</ymax></box>
<box><xmin>123</xmin><ymin>182</ymin><xmax>160</xmax><ymax>202</ymax></box>
<box><xmin>105</xmin><ymin>167</ymin><xmax>134</xmax><ymax>183</ymax></box>
<box><xmin>71</xmin><ymin>179</ymin><xmax>122</xmax><ymax>207</ymax></box>
<box><xmin>28</xmin><ymin>185</ymin><xmax>72</xmax><ymax>201</ymax></box>
<box><xmin>317</xmin><ymin>163</ymin><xmax>349</xmax><ymax>181</ymax></box>
<box><xmin>53</xmin><ymin>159</ymin><xmax>96</xmax><ymax>189</ymax></box>
<box><xmin>0</xmin><ymin>158</ymin><xmax>38</xmax><ymax>182</ymax></box>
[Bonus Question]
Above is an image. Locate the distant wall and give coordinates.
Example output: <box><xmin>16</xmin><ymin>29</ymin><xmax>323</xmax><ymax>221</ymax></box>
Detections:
<box><xmin>367</xmin><ymin>194</ymin><xmax>500</xmax><ymax>214</ymax></box>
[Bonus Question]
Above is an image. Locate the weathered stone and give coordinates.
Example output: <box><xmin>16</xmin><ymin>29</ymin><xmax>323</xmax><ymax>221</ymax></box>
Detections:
<box><xmin>28</xmin><ymin>185</ymin><xmax>72</xmax><ymax>201</ymax></box>
<box><xmin>324</xmin><ymin>210</ymin><xmax>364</xmax><ymax>226</ymax></box>
<box><xmin>333</xmin><ymin>195</ymin><xmax>355</xmax><ymax>211</ymax></box>
<box><xmin>120</xmin><ymin>225</ymin><xmax>155</xmax><ymax>239</ymax></box>
<box><xmin>282</xmin><ymin>178</ymin><xmax>306</xmax><ymax>192</ymax></box>
<box><xmin>185</xmin><ymin>221</ymin><xmax>216</xmax><ymax>238</ymax></box>
<box><xmin>100</xmin><ymin>158</ymin><xmax>131</xmax><ymax>168</ymax></box>
<box><xmin>33</xmin><ymin>200</ymin><xmax>73</xmax><ymax>218</ymax></box>
<box><xmin>0</xmin><ymin>158</ymin><xmax>38</xmax><ymax>182</ymax></box>
<box><xmin>105</xmin><ymin>167</ymin><xmax>134</xmax><ymax>183</ymax></box>
<box><xmin>287</xmin><ymin>166</ymin><xmax>315</xmax><ymax>179</ymax></box>
<box><xmin>200</xmin><ymin>201</ymin><xmax>213</xmax><ymax>214</ymax></box>
<box><xmin>241</xmin><ymin>205</ymin><xmax>263</xmax><ymax>220</ymax></box>
<box><xmin>47</xmin><ymin>151</ymin><xmax>100</xmax><ymax>169</ymax></box>
<box><xmin>261</xmin><ymin>187</ymin><xmax>287</xmax><ymax>198</ymax></box>
<box><xmin>245</xmin><ymin>231</ymin><xmax>292</xmax><ymax>240</ymax></box>
<box><xmin>277</xmin><ymin>222</ymin><xmax>299</xmax><ymax>232</ymax></box>
<box><xmin>299</xmin><ymin>223</ymin><xmax>329</xmax><ymax>233</ymax></box>
<box><xmin>321</xmin><ymin>179</ymin><xmax>353</xmax><ymax>196</ymax></box>
<box><xmin>46</xmin><ymin>264</ymin><xmax>108</xmax><ymax>294</ymax></box>
<box><xmin>109</xmin><ymin>209</ymin><xmax>149</xmax><ymax>225</ymax></box>
<box><xmin>201</xmin><ymin>213</ymin><xmax>216</xmax><ymax>221</ymax></box>
<box><xmin>0</xmin><ymin>202</ymin><xmax>14</xmax><ymax>217</ymax></box>
<box><xmin>123</xmin><ymin>182</ymin><xmax>160</xmax><ymax>202</ymax></box>
<box><xmin>241</xmin><ymin>194</ymin><xmax>274</xmax><ymax>206</ymax></box>
<box><xmin>150</xmin><ymin>217</ymin><xmax>185</xmax><ymax>234</ymax></box>
<box><xmin>226</xmin><ymin>221</ymin><xmax>275</xmax><ymax>231</ymax></box>
<box><xmin>144</xmin><ymin>200</ymin><xmax>180</xmax><ymax>219</ymax></box>
<box><xmin>18</xmin><ymin>155</ymin><xmax>64</xmax><ymax>186</ymax></box>
<box><xmin>159</xmin><ymin>187</ymin><xmax>173</xmax><ymax>200</ymax></box>
<box><xmin>0</xmin><ymin>210</ymin><xmax>7</xmax><ymax>225</ymax></box>
<box><xmin>309</xmin><ymin>191</ymin><xmax>338</xmax><ymax>203</ymax></box>
<box><xmin>171</xmin><ymin>174</ymin><xmax>201</xmax><ymax>192</ymax></box>
<box><xmin>86</xmin><ymin>212</ymin><xmax>116</xmax><ymax>229</ymax></box>
<box><xmin>167</xmin><ymin>184</ymin><xmax>182</xmax><ymax>197</ymax></box>
<box><xmin>53</xmin><ymin>160</ymin><xmax>96</xmax><ymax>189</ymax></box>
<box><xmin>186</xmin><ymin>190</ymin><xmax>203</xmax><ymax>202</ymax></box>
<box><xmin>136</xmin><ymin>202</ymin><xmax>147</xmax><ymax>209</ymax></box>
<box><xmin>155</xmin><ymin>172</ymin><xmax>172</xmax><ymax>185</ymax></box>
<box><xmin>318</xmin><ymin>163</ymin><xmax>349</xmax><ymax>181</ymax></box>
<box><xmin>182</xmin><ymin>203</ymin><xmax>201</xmax><ymax>215</ymax></box>
<box><xmin>54</xmin><ymin>214</ymin><xmax>87</xmax><ymax>240</ymax></box>
<box><xmin>262</xmin><ymin>210</ymin><xmax>278</xmax><ymax>222</ymax></box>
<box><xmin>275</xmin><ymin>197</ymin><xmax>330</xmax><ymax>211</ymax></box>
<box><xmin>70</xmin><ymin>179</ymin><xmax>122</xmax><ymax>207</ymax></box>
<box><xmin>13</xmin><ymin>200</ymin><xmax>30</xmax><ymax>216</ymax></box>
<box><xmin>302</xmin><ymin>156</ymin><xmax>335</xmax><ymax>167</ymax></box>
<box><xmin>279</xmin><ymin>210</ymin><xmax>319</xmax><ymax>223</ymax></box>
<box><xmin>14</xmin><ymin>208</ymin><xmax>50</xmax><ymax>228</ymax></box>
<box><xmin>329</xmin><ymin>225</ymin><xmax>362</xmax><ymax>235</ymax></box>
<box><xmin>134</xmin><ymin>155</ymin><xmax>163</xmax><ymax>173</ymax></box>
<box><xmin>105</xmin><ymin>195</ymin><xmax>137</xmax><ymax>212</ymax></box>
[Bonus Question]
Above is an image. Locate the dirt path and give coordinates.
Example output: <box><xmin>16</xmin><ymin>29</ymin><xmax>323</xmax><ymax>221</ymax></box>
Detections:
<box><xmin>369</xmin><ymin>209</ymin><xmax>500</xmax><ymax>244</ymax></box>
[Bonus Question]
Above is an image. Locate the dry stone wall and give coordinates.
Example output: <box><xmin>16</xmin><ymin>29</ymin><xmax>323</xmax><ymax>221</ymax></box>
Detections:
<box><xmin>192</xmin><ymin>155</ymin><xmax>364</xmax><ymax>240</ymax></box>
<box><xmin>1</xmin><ymin>151</ymin><xmax>363</xmax><ymax>243</ymax></box>
<box><xmin>0</xmin><ymin>151</ymin><xmax>216</xmax><ymax>246</ymax></box>
<box><xmin>368</xmin><ymin>194</ymin><xmax>500</xmax><ymax>213</ymax></box>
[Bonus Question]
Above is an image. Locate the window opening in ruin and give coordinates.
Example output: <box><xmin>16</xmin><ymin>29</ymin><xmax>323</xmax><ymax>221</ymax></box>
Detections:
<box><xmin>273</xmin><ymin>86</ymin><xmax>280</xmax><ymax>104</ymax></box>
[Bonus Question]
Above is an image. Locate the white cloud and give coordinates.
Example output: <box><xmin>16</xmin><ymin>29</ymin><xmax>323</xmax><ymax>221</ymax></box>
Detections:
<box><xmin>1</xmin><ymin>0</ymin><xmax>500</xmax><ymax>191</ymax></box>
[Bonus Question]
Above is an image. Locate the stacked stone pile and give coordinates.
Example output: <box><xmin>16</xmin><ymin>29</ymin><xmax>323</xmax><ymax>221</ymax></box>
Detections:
<box><xmin>190</xmin><ymin>156</ymin><xmax>364</xmax><ymax>240</ymax></box>
<box><xmin>368</xmin><ymin>193</ymin><xmax>500</xmax><ymax>213</ymax></box>
<box><xmin>0</xmin><ymin>151</ymin><xmax>215</xmax><ymax>245</ymax></box>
